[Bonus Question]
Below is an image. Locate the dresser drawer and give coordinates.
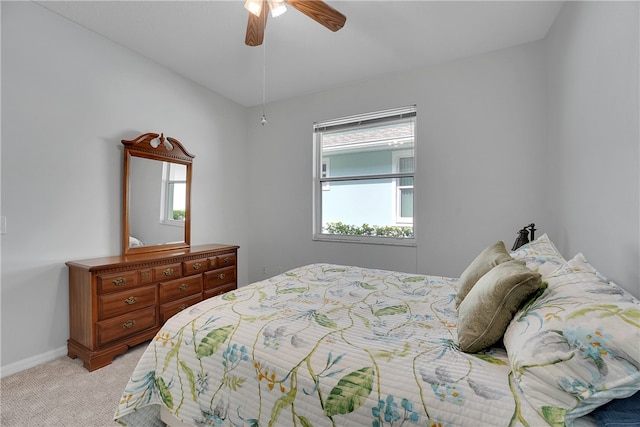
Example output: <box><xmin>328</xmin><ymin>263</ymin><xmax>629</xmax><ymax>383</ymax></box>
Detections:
<box><xmin>204</xmin><ymin>282</ymin><xmax>236</xmax><ymax>299</ymax></box>
<box><xmin>160</xmin><ymin>294</ymin><xmax>203</xmax><ymax>324</ymax></box>
<box><xmin>96</xmin><ymin>306</ymin><xmax>157</xmax><ymax>347</ymax></box>
<box><xmin>98</xmin><ymin>285</ymin><xmax>157</xmax><ymax>320</ymax></box>
<box><xmin>97</xmin><ymin>271</ymin><xmax>139</xmax><ymax>294</ymax></box>
<box><xmin>204</xmin><ymin>266</ymin><xmax>236</xmax><ymax>290</ymax></box>
<box><xmin>159</xmin><ymin>275</ymin><xmax>202</xmax><ymax>304</ymax></box>
<box><xmin>212</xmin><ymin>252</ymin><xmax>236</xmax><ymax>269</ymax></box>
<box><xmin>152</xmin><ymin>263</ymin><xmax>182</xmax><ymax>281</ymax></box>
<box><xmin>183</xmin><ymin>258</ymin><xmax>210</xmax><ymax>276</ymax></box>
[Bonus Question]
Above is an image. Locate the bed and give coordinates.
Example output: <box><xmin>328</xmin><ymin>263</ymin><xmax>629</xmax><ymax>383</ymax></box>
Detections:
<box><xmin>114</xmin><ymin>232</ymin><xmax>640</xmax><ymax>427</ymax></box>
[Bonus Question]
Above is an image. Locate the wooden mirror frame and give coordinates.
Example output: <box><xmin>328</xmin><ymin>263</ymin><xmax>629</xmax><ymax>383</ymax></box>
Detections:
<box><xmin>122</xmin><ymin>132</ymin><xmax>194</xmax><ymax>256</ymax></box>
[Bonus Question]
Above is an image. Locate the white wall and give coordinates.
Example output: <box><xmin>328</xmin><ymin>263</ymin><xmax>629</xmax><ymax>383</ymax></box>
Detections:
<box><xmin>545</xmin><ymin>1</ymin><xmax>640</xmax><ymax>297</ymax></box>
<box><xmin>246</xmin><ymin>41</ymin><xmax>549</xmax><ymax>282</ymax></box>
<box><xmin>1</xmin><ymin>2</ymin><xmax>249</xmax><ymax>371</ymax></box>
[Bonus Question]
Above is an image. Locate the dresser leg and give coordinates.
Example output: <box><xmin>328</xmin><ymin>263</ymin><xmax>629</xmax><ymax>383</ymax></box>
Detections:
<box><xmin>67</xmin><ymin>339</ymin><xmax>129</xmax><ymax>371</ymax></box>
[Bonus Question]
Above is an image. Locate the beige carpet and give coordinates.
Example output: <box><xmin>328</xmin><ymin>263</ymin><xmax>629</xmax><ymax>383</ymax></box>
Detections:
<box><xmin>1</xmin><ymin>343</ymin><xmax>147</xmax><ymax>427</ymax></box>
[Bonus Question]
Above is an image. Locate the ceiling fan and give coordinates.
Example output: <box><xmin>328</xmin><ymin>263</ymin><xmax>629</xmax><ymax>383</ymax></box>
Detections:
<box><xmin>244</xmin><ymin>0</ymin><xmax>346</xmax><ymax>46</ymax></box>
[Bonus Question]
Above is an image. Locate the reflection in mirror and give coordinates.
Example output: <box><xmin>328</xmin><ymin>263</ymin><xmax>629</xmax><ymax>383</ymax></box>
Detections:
<box><xmin>122</xmin><ymin>132</ymin><xmax>194</xmax><ymax>255</ymax></box>
<box><xmin>129</xmin><ymin>157</ymin><xmax>186</xmax><ymax>248</ymax></box>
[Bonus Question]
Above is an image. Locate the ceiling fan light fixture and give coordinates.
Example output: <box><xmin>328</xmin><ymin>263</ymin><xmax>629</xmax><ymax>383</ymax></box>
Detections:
<box><xmin>267</xmin><ymin>0</ymin><xmax>287</xmax><ymax>18</ymax></box>
<box><xmin>244</xmin><ymin>0</ymin><xmax>263</xmax><ymax>17</ymax></box>
<box><xmin>244</xmin><ymin>0</ymin><xmax>346</xmax><ymax>46</ymax></box>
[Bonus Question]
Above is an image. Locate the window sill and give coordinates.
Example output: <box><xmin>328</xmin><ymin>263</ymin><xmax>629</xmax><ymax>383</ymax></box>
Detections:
<box><xmin>313</xmin><ymin>234</ymin><xmax>416</xmax><ymax>247</ymax></box>
<box><xmin>160</xmin><ymin>220</ymin><xmax>185</xmax><ymax>228</ymax></box>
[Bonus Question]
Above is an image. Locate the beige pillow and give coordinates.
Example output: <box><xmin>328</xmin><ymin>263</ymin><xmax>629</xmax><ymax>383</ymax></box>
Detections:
<box><xmin>457</xmin><ymin>260</ymin><xmax>542</xmax><ymax>353</ymax></box>
<box><xmin>455</xmin><ymin>241</ymin><xmax>513</xmax><ymax>308</ymax></box>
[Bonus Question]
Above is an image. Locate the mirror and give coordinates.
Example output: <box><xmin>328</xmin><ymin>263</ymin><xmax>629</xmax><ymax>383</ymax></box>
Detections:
<box><xmin>122</xmin><ymin>133</ymin><xmax>194</xmax><ymax>255</ymax></box>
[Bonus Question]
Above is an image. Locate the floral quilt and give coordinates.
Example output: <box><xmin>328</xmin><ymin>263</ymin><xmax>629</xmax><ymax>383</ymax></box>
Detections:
<box><xmin>114</xmin><ymin>263</ymin><xmax>552</xmax><ymax>427</ymax></box>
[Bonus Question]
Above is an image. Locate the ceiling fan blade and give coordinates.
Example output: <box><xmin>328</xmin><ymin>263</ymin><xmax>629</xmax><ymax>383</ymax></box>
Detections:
<box><xmin>245</xmin><ymin>0</ymin><xmax>268</xmax><ymax>46</ymax></box>
<box><xmin>286</xmin><ymin>0</ymin><xmax>346</xmax><ymax>32</ymax></box>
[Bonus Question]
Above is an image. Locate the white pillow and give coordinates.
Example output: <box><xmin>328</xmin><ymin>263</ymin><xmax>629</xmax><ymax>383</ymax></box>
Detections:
<box><xmin>504</xmin><ymin>253</ymin><xmax>640</xmax><ymax>425</ymax></box>
<box><xmin>510</xmin><ymin>233</ymin><xmax>566</xmax><ymax>278</ymax></box>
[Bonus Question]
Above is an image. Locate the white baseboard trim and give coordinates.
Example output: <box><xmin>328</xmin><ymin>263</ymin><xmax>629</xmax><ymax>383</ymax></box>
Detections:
<box><xmin>0</xmin><ymin>345</ymin><xmax>68</xmax><ymax>378</ymax></box>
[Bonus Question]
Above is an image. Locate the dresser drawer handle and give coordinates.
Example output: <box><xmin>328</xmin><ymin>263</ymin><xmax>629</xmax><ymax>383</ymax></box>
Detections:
<box><xmin>192</xmin><ymin>263</ymin><xmax>202</xmax><ymax>270</ymax></box>
<box><xmin>124</xmin><ymin>296</ymin><xmax>137</xmax><ymax>305</ymax></box>
<box><xmin>179</xmin><ymin>284</ymin><xmax>189</xmax><ymax>291</ymax></box>
<box><xmin>178</xmin><ymin>304</ymin><xmax>189</xmax><ymax>311</ymax></box>
<box><xmin>218</xmin><ymin>273</ymin><xmax>226</xmax><ymax>280</ymax></box>
<box><xmin>163</xmin><ymin>268</ymin><xmax>174</xmax><ymax>276</ymax></box>
<box><xmin>112</xmin><ymin>277</ymin><xmax>126</xmax><ymax>286</ymax></box>
<box><xmin>122</xmin><ymin>320</ymin><xmax>136</xmax><ymax>329</ymax></box>
<box><xmin>223</xmin><ymin>257</ymin><xmax>230</xmax><ymax>264</ymax></box>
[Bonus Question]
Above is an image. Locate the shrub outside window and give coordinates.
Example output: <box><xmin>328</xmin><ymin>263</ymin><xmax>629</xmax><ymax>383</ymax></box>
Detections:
<box><xmin>313</xmin><ymin>106</ymin><xmax>416</xmax><ymax>245</ymax></box>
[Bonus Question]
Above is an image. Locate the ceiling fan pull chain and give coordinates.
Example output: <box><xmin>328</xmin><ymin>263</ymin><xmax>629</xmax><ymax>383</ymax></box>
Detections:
<box><xmin>261</xmin><ymin>21</ymin><xmax>267</xmax><ymax>126</ymax></box>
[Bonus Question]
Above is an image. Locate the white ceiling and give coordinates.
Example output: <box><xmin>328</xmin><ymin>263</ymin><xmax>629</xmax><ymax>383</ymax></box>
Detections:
<box><xmin>37</xmin><ymin>1</ymin><xmax>564</xmax><ymax>107</ymax></box>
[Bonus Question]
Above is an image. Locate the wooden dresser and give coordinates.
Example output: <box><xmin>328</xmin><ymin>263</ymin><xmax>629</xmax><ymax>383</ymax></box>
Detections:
<box><xmin>66</xmin><ymin>243</ymin><xmax>238</xmax><ymax>371</ymax></box>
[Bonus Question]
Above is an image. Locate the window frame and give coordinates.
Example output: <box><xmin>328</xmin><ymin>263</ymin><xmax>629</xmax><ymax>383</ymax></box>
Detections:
<box><xmin>312</xmin><ymin>106</ymin><xmax>417</xmax><ymax>246</ymax></box>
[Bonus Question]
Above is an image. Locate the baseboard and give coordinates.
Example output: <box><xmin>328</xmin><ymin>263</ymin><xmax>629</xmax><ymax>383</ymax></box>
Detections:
<box><xmin>0</xmin><ymin>345</ymin><xmax>68</xmax><ymax>378</ymax></box>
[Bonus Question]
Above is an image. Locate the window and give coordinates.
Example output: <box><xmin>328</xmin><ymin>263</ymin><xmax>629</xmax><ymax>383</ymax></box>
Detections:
<box><xmin>313</xmin><ymin>106</ymin><xmax>416</xmax><ymax>245</ymax></box>
<box><xmin>161</xmin><ymin>162</ymin><xmax>187</xmax><ymax>225</ymax></box>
